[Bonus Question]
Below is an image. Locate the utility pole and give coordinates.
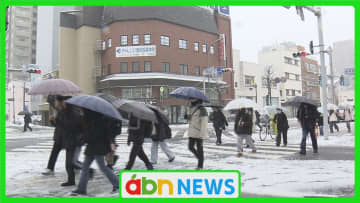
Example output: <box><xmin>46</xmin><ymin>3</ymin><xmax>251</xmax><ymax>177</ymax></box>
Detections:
<box><xmin>12</xmin><ymin>83</ymin><xmax>15</xmax><ymax>124</ymax></box>
<box><xmin>326</xmin><ymin>46</ymin><xmax>336</xmax><ymax>104</ymax></box>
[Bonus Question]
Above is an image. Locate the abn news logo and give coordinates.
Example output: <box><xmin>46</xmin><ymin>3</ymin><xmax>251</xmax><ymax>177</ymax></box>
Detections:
<box><xmin>120</xmin><ymin>171</ymin><xmax>240</xmax><ymax>198</ymax></box>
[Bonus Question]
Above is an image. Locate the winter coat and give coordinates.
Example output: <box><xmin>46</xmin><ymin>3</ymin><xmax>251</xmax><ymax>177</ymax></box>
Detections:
<box><xmin>128</xmin><ymin>117</ymin><xmax>153</xmax><ymax>145</ymax></box>
<box><xmin>344</xmin><ymin>109</ymin><xmax>352</xmax><ymax>121</ymax></box>
<box><xmin>329</xmin><ymin>110</ymin><xmax>338</xmax><ymax>122</ymax></box>
<box><xmin>151</xmin><ymin>120</ymin><xmax>171</xmax><ymax>142</ymax></box>
<box><xmin>234</xmin><ymin>110</ymin><xmax>253</xmax><ymax>136</ymax></box>
<box><xmin>107</xmin><ymin>119</ymin><xmax>122</xmax><ymax>143</ymax></box>
<box><xmin>297</xmin><ymin>105</ymin><xmax>320</xmax><ymax>130</ymax></box>
<box><xmin>211</xmin><ymin>110</ymin><xmax>228</xmax><ymax>130</ymax></box>
<box><xmin>83</xmin><ymin>116</ymin><xmax>112</xmax><ymax>156</ymax></box>
<box><xmin>188</xmin><ymin>105</ymin><xmax>208</xmax><ymax>139</ymax></box>
<box><xmin>24</xmin><ymin>114</ymin><xmax>32</xmax><ymax>123</ymax></box>
<box><xmin>51</xmin><ymin>107</ymin><xmax>82</xmax><ymax>150</ymax></box>
<box><xmin>273</xmin><ymin>112</ymin><xmax>289</xmax><ymax>130</ymax></box>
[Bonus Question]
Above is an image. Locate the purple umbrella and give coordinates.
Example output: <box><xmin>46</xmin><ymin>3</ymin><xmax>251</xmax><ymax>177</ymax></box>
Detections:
<box><xmin>28</xmin><ymin>79</ymin><xmax>82</xmax><ymax>96</ymax></box>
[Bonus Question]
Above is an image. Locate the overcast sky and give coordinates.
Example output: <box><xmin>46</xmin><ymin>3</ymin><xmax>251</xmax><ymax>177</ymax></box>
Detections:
<box><xmin>230</xmin><ymin>6</ymin><xmax>354</xmax><ymax>63</ymax></box>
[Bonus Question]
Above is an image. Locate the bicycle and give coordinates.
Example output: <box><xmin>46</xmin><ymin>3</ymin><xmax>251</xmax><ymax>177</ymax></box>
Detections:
<box><xmin>258</xmin><ymin>121</ymin><xmax>275</xmax><ymax>141</ymax></box>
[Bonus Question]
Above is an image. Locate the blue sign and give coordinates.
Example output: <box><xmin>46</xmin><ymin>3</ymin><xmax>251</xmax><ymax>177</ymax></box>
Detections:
<box><xmin>219</xmin><ymin>6</ymin><xmax>230</xmax><ymax>15</ymax></box>
<box><xmin>217</xmin><ymin>67</ymin><xmax>223</xmax><ymax>74</ymax></box>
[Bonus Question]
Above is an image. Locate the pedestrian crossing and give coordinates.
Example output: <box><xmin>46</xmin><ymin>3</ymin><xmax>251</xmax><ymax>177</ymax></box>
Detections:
<box><xmin>7</xmin><ymin>130</ymin><xmax>311</xmax><ymax>160</ymax></box>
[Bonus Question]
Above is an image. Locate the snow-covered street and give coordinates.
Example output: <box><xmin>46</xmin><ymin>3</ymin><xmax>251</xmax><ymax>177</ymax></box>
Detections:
<box><xmin>5</xmin><ymin>121</ymin><xmax>354</xmax><ymax>197</ymax></box>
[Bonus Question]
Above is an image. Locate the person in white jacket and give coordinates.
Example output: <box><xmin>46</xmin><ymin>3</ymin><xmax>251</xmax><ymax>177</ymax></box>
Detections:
<box><xmin>185</xmin><ymin>98</ymin><xmax>208</xmax><ymax>170</ymax></box>
<box><xmin>344</xmin><ymin>108</ymin><xmax>352</xmax><ymax>133</ymax></box>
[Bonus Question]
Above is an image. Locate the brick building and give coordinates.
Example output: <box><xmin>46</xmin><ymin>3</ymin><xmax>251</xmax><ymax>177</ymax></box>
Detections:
<box><xmin>59</xmin><ymin>6</ymin><xmax>234</xmax><ymax>123</ymax></box>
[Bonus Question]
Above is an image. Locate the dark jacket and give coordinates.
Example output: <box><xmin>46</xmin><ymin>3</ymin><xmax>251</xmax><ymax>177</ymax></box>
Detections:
<box><xmin>24</xmin><ymin>113</ymin><xmax>32</xmax><ymax>123</ymax></box>
<box><xmin>234</xmin><ymin>110</ymin><xmax>253</xmax><ymax>135</ymax></box>
<box><xmin>297</xmin><ymin>105</ymin><xmax>320</xmax><ymax>130</ymax></box>
<box><xmin>83</xmin><ymin>115</ymin><xmax>112</xmax><ymax>156</ymax></box>
<box><xmin>211</xmin><ymin>110</ymin><xmax>228</xmax><ymax>130</ymax></box>
<box><xmin>128</xmin><ymin>117</ymin><xmax>153</xmax><ymax>145</ymax></box>
<box><xmin>52</xmin><ymin>106</ymin><xmax>82</xmax><ymax>150</ymax></box>
<box><xmin>273</xmin><ymin>112</ymin><xmax>289</xmax><ymax>130</ymax></box>
<box><xmin>151</xmin><ymin>110</ymin><xmax>171</xmax><ymax>142</ymax></box>
<box><xmin>107</xmin><ymin>119</ymin><xmax>122</xmax><ymax>143</ymax></box>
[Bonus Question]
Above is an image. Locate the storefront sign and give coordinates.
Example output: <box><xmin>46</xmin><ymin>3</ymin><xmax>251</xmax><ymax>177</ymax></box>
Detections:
<box><xmin>116</xmin><ymin>45</ymin><xmax>156</xmax><ymax>57</ymax></box>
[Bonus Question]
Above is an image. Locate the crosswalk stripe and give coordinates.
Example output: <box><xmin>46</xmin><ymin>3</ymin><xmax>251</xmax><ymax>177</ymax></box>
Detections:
<box><xmin>203</xmin><ymin>144</ymin><xmax>296</xmax><ymax>155</ymax></box>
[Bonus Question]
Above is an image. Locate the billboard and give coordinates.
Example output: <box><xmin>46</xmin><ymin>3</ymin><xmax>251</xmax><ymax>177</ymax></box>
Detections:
<box><xmin>116</xmin><ymin>45</ymin><xmax>156</xmax><ymax>57</ymax></box>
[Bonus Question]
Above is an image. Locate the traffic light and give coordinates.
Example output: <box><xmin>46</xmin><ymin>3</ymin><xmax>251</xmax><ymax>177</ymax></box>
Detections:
<box><xmin>309</xmin><ymin>41</ymin><xmax>314</xmax><ymax>54</ymax></box>
<box><xmin>319</xmin><ymin>75</ymin><xmax>322</xmax><ymax>85</ymax></box>
<box><xmin>27</xmin><ymin>69</ymin><xmax>41</xmax><ymax>74</ymax></box>
<box><xmin>340</xmin><ymin>75</ymin><xmax>344</xmax><ymax>86</ymax></box>
<box><xmin>222</xmin><ymin>68</ymin><xmax>232</xmax><ymax>73</ymax></box>
<box><xmin>292</xmin><ymin>51</ymin><xmax>306</xmax><ymax>58</ymax></box>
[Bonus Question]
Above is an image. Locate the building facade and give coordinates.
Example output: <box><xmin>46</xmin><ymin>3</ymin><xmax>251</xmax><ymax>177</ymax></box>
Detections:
<box><xmin>59</xmin><ymin>6</ymin><xmax>234</xmax><ymax>123</ymax></box>
<box><xmin>297</xmin><ymin>46</ymin><xmax>321</xmax><ymax>104</ymax></box>
<box><xmin>258</xmin><ymin>42</ymin><xmax>303</xmax><ymax>106</ymax></box>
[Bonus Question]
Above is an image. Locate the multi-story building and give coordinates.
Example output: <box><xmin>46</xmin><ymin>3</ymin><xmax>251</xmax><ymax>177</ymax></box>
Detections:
<box><xmin>297</xmin><ymin>46</ymin><xmax>321</xmax><ymax>104</ymax></box>
<box><xmin>332</xmin><ymin>40</ymin><xmax>354</xmax><ymax>104</ymax></box>
<box><xmin>58</xmin><ymin>6</ymin><xmax>234</xmax><ymax>123</ymax></box>
<box><xmin>258</xmin><ymin>42</ymin><xmax>303</xmax><ymax>106</ymax></box>
<box><xmin>6</xmin><ymin>6</ymin><xmax>37</xmax><ymax>80</ymax></box>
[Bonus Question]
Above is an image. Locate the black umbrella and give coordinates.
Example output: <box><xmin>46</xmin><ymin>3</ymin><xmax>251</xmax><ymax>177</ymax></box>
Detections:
<box><xmin>282</xmin><ymin>96</ymin><xmax>318</xmax><ymax>107</ymax></box>
<box><xmin>146</xmin><ymin>104</ymin><xmax>169</xmax><ymax>125</ymax></box>
<box><xmin>95</xmin><ymin>93</ymin><xmax>158</xmax><ymax>123</ymax></box>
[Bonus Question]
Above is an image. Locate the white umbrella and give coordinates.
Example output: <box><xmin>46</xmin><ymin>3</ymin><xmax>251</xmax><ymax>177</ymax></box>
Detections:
<box><xmin>327</xmin><ymin>103</ymin><xmax>338</xmax><ymax>110</ymax></box>
<box><xmin>224</xmin><ymin>98</ymin><xmax>264</xmax><ymax>112</ymax></box>
<box><xmin>338</xmin><ymin>102</ymin><xmax>353</xmax><ymax>109</ymax></box>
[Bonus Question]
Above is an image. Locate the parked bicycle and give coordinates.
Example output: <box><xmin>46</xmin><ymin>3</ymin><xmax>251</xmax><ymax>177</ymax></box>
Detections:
<box><xmin>258</xmin><ymin>120</ymin><xmax>274</xmax><ymax>141</ymax></box>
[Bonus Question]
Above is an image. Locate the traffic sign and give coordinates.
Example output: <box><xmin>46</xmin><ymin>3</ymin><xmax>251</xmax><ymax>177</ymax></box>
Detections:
<box><xmin>160</xmin><ymin>87</ymin><xmax>164</xmax><ymax>92</ymax></box>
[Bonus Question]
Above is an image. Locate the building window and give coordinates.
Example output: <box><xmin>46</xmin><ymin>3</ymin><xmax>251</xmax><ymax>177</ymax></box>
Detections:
<box><xmin>284</xmin><ymin>57</ymin><xmax>292</xmax><ymax>64</ymax></box>
<box><xmin>132</xmin><ymin>62</ymin><xmax>140</xmax><ymax>72</ymax></box>
<box><xmin>121</xmin><ymin>87</ymin><xmax>152</xmax><ymax>100</ymax></box>
<box><xmin>202</xmin><ymin>44</ymin><xmax>207</xmax><ymax>53</ymax></box>
<box><xmin>292</xmin><ymin>90</ymin><xmax>295</xmax><ymax>96</ymax></box>
<box><xmin>121</xmin><ymin>35</ymin><xmax>128</xmax><ymax>45</ymax></box>
<box><xmin>194</xmin><ymin>42</ymin><xmax>199</xmax><ymax>52</ymax></box>
<box><xmin>245</xmin><ymin>75</ymin><xmax>255</xmax><ymax>87</ymax></box>
<box><xmin>161</xmin><ymin>36</ymin><xmax>170</xmax><ymax>46</ymax></box>
<box><xmin>286</xmin><ymin>89</ymin><xmax>290</xmax><ymax>96</ymax></box>
<box><xmin>107</xmin><ymin>64</ymin><xmax>111</xmax><ymax>74</ymax></box>
<box><xmin>108</xmin><ymin>38</ymin><xmax>112</xmax><ymax>48</ymax></box>
<box><xmin>195</xmin><ymin>66</ymin><xmax>200</xmax><ymax>76</ymax></box>
<box><xmin>210</xmin><ymin>46</ymin><xmax>214</xmax><ymax>54</ymax></box>
<box><xmin>296</xmin><ymin>74</ymin><xmax>300</xmax><ymax>81</ymax></box>
<box><xmin>235</xmin><ymin>82</ymin><xmax>238</xmax><ymax>88</ymax></box>
<box><xmin>144</xmin><ymin>61</ymin><xmax>152</xmax><ymax>72</ymax></box>
<box><xmin>285</xmin><ymin>72</ymin><xmax>290</xmax><ymax>79</ymax></box>
<box><xmin>294</xmin><ymin>59</ymin><xmax>299</xmax><ymax>66</ymax></box>
<box><xmin>132</xmin><ymin>35</ymin><xmax>139</xmax><ymax>45</ymax></box>
<box><xmin>180</xmin><ymin>64</ymin><xmax>188</xmax><ymax>75</ymax></box>
<box><xmin>162</xmin><ymin>62</ymin><xmax>170</xmax><ymax>73</ymax></box>
<box><xmin>280</xmin><ymin>90</ymin><xmax>282</xmax><ymax>97</ymax></box>
<box><xmin>144</xmin><ymin>34</ymin><xmax>151</xmax><ymax>44</ymax></box>
<box><xmin>120</xmin><ymin>62</ymin><xmax>128</xmax><ymax>73</ymax></box>
<box><xmin>102</xmin><ymin>40</ymin><xmax>106</xmax><ymax>50</ymax></box>
<box><xmin>179</xmin><ymin>39</ymin><xmax>187</xmax><ymax>49</ymax></box>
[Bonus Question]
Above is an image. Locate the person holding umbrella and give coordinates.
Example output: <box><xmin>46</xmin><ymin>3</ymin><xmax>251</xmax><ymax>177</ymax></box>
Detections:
<box><xmin>125</xmin><ymin>115</ymin><xmax>154</xmax><ymax>170</ymax></box>
<box><xmin>186</xmin><ymin>98</ymin><xmax>208</xmax><ymax>170</ymax></box>
<box><xmin>72</xmin><ymin>109</ymin><xmax>119</xmax><ymax>195</ymax></box>
<box><xmin>297</xmin><ymin>103</ymin><xmax>320</xmax><ymax>155</ymax></box>
<box><xmin>209</xmin><ymin>107</ymin><xmax>228</xmax><ymax>145</ymax></box>
<box><xmin>64</xmin><ymin>95</ymin><xmax>123</xmax><ymax>195</ymax></box>
<box><xmin>234</xmin><ymin>108</ymin><xmax>256</xmax><ymax>157</ymax></box>
<box><xmin>273</xmin><ymin>108</ymin><xmax>289</xmax><ymax>147</ymax></box>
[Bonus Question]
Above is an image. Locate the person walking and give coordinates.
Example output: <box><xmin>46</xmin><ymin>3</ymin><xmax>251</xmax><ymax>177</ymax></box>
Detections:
<box><xmin>49</xmin><ymin>95</ymin><xmax>83</xmax><ymax>186</ymax></box>
<box><xmin>273</xmin><ymin>108</ymin><xmax>289</xmax><ymax>147</ymax></box>
<box><xmin>105</xmin><ymin>119</ymin><xmax>122</xmax><ymax>170</ymax></box>
<box><xmin>329</xmin><ymin>109</ymin><xmax>339</xmax><ymax>133</ymax></box>
<box><xmin>344</xmin><ymin>108</ymin><xmax>352</xmax><ymax>133</ymax></box>
<box><xmin>186</xmin><ymin>98</ymin><xmax>208</xmax><ymax>170</ymax></box>
<box><xmin>150</xmin><ymin>112</ymin><xmax>175</xmax><ymax>164</ymax></box>
<box><xmin>210</xmin><ymin>107</ymin><xmax>228</xmax><ymax>145</ymax></box>
<box><xmin>297</xmin><ymin>103</ymin><xmax>320</xmax><ymax>155</ymax></box>
<box><xmin>125</xmin><ymin>116</ymin><xmax>154</xmax><ymax>170</ymax></box>
<box><xmin>72</xmin><ymin>109</ymin><xmax>119</xmax><ymax>196</ymax></box>
<box><xmin>234</xmin><ymin>108</ymin><xmax>256</xmax><ymax>157</ymax></box>
<box><xmin>23</xmin><ymin>112</ymin><xmax>32</xmax><ymax>132</ymax></box>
